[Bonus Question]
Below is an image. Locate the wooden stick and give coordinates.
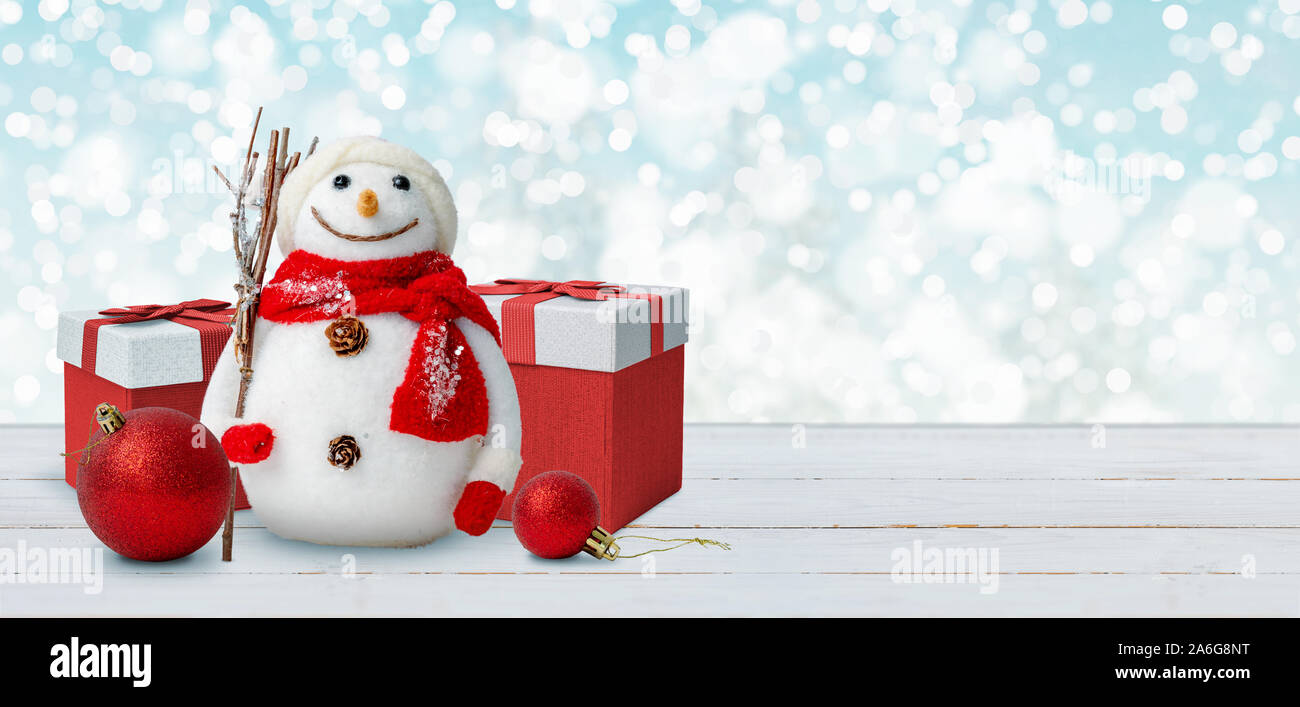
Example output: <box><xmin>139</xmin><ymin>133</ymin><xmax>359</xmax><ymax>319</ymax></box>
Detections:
<box><xmin>239</xmin><ymin>151</ymin><xmax>259</xmax><ymax>266</ymax></box>
<box><xmin>217</xmin><ymin>164</ymin><xmax>242</xmax><ymax>260</ymax></box>
<box><xmin>221</xmin><ymin>110</ymin><xmax>317</xmax><ymax>562</ymax></box>
<box><xmin>252</xmin><ymin>131</ymin><xmax>281</xmax><ymax>282</ymax></box>
<box><xmin>265</xmin><ymin>129</ymin><xmax>288</xmax><ymax>249</ymax></box>
<box><xmin>244</xmin><ymin>106</ymin><xmax>262</xmax><ymax>167</ymax></box>
<box><xmin>213</xmin><ymin>166</ymin><xmax>234</xmax><ymax>194</ymax></box>
<box><xmin>244</xmin><ymin>151</ymin><xmax>259</xmax><ymax>190</ymax></box>
<box><xmin>223</xmin><ymin>110</ymin><xmax>265</xmax><ymax>563</ymax></box>
<box><xmin>234</xmin><ymin>127</ymin><xmax>280</xmax><ymax>415</ymax></box>
<box><xmin>221</xmin><ymin>466</ymin><xmax>237</xmax><ymax>561</ymax></box>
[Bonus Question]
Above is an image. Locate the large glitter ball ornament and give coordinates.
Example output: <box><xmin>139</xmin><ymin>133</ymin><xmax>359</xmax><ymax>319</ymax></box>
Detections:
<box><xmin>76</xmin><ymin>404</ymin><xmax>232</xmax><ymax>562</ymax></box>
<box><xmin>511</xmin><ymin>470</ymin><xmax>620</xmax><ymax>560</ymax></box>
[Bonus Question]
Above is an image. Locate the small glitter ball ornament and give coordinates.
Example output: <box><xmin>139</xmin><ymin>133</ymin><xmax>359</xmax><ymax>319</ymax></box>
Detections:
<box><xmin>511</xmin><ymin>470</ymin><xmax>619</xmax><ymax>560</ymax></box>
<box><xmin>76</xmin><ymin>404</ymin><xmax>232</xmax><ymax>562</ymax></box>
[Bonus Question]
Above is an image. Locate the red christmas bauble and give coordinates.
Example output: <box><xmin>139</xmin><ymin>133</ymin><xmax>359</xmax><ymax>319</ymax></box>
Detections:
<box><xmin>512</xmin><ymin>470</ymin><xmax>602</xmax><ymax>559</ymax></box>
<box><xmin>77</xmin><ymin>405</ymin><xmax>232</xmax><ymax>562</ymax></box>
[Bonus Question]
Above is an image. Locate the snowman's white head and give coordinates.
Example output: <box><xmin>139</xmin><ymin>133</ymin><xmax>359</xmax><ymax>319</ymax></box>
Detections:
<box><xmin>275</xmin><ymin>136</ymin><xmax>456</xmax><ymax>260</ymax></box>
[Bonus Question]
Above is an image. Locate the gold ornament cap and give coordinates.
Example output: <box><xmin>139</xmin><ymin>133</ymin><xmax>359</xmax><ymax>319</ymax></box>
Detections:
<box><xmin>582</xmin><ymin>526</ymin><xmax>620</xmax><ymax>561</ymax></box>
<box><xmin>95</xmin><ymin>403</ymin><xmax>126</xmax><ymax>435</ymax></box>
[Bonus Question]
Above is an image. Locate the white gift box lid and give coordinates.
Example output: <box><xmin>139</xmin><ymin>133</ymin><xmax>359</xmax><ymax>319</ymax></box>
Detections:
<box><xmin>477</xmin><ymin>283</ymin><xmax>688</xmax><ymax>373</ymax></box>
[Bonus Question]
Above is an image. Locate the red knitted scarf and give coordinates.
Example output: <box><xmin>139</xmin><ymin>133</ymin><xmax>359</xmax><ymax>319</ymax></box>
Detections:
<box><xmin>260</xmin><ymin>250</ymin><xmax>501</xmax><ymax>443</ymax></box>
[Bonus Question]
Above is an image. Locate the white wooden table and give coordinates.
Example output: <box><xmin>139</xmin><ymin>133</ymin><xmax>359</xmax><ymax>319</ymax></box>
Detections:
<box><xmin>2</xmin><ymin>424</ymin><xmax>1297</xmax><ymax>617</ymax></box>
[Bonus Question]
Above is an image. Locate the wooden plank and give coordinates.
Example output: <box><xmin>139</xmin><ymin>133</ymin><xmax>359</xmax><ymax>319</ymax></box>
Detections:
<box><xmin>684</xmin><ymin>424</ymin><xmax>1300</xmax><ymax>479</ymax></box>
<box><xmin>0</xmin><ymin>426</ymin><xmax>67</xmax><ymax>481</ymax></box>
<box><xmin>631</xmin><ymin>478</ymin><xmax>1300</xmax><ymax>528</ymax></box>
<box><xmin>7</xmin><ymin>424</ymin><xmax>1300</xmax><ymax>480</ymax></box>
<box><xmin>6</xmin><ymin>423</ymin><xmax>1299</xmax><ymax>617</ymax></box>
<box><xmin>0</xmin><ymin>526</ymin><xmax>1294</xmax><ymax>575</ymax></box>
<box><xmin>5</xmin><ymin>477</ymin><xmax>1300</xmax><ymax>529</ymax></box>
<box><xmin>1</xmin><ymin>572</ymin><xmax>1296</xmax><ymax>617</ymax></box>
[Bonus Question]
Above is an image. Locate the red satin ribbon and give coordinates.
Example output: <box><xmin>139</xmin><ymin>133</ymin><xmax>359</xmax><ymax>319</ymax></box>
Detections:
<box><xmin>81</xmin><ymin>299</ymin><xmax>234</xmax><ymax>379</ymax></box>
<box><xmin>470</xmin><ymin>279</ymin><xmax>663</xmax><ymax>366</ymax></box>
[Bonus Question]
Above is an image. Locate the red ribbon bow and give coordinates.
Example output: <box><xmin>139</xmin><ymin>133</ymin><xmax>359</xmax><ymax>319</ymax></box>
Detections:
<box><xmin>96</xmin><ymin>298</ymin><xmax>234</xmax><ymax>325</ymax></box>
<box><xmin>468</xmin><ymin>278</ymin><xmax>624</xmax><ymax>300</ymax></box>
<box><xmin>470</xmin><ymin>279</ymin><xmax>663</xmax><ymax>366</ymax></box>
<box><xmin>82</xmin><ymin>299</ymin><xmax>235</xmax><ymax>378</ymax></box>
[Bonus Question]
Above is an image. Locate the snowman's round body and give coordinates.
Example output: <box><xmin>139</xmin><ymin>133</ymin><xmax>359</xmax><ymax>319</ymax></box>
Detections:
<box><xmin>201</xmin><ymin>137</ymin><xmax>521</xmax><ymax>547</ymax></box>
<box><xmin>206</xmin><ymin>313</ymin><xmax>504</xmax><ymax>546</ymax></box>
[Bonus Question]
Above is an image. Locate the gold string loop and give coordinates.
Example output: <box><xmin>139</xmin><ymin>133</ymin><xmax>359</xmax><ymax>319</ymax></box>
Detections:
<box><xmin>613</xmin><ymin>535</ymin><xmax>732</xmax><ymax>559</ymax></box>
<box><xmin>59</xmin><ymin>403</ymin><xmax>125</xmax><ymax>464</ymax></box>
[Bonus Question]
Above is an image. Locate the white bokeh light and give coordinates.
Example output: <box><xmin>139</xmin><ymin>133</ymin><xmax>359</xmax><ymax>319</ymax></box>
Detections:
<box><xmin>0</xmin><ymin>0</ymin><xmax>1296</xmax><ymax>425</ymax></box>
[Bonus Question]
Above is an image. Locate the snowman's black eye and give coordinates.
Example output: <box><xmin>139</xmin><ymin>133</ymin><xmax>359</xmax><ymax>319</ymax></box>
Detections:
<box><xmin>392</xmin><ymin>175</ymin><xmax>410</xmax><ymax>191</ymax></box>
<box><xmin>333</xmin><ymin>174</ymin><xmax>351</xmax><ymax>190</ymax></box>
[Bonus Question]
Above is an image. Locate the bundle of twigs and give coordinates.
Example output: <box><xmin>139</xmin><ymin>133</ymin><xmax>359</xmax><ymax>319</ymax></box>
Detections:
<box><xmin>213</xmin><ymin>107</ymin><xmax>316</xmax><ymax>561</ymax></box>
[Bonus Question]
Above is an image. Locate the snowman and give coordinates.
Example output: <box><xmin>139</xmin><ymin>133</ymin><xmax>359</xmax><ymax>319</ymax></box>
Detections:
<box><xmin>200</xmin><ymin>136</ymin><xmax>522</xmax><ymax>547</ymax></box>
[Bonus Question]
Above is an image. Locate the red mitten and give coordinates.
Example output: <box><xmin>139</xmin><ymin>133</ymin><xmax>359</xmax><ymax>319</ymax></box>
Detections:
<box><xmin>221</xmin><ymin>423</ymin><xmax>275</xmax><ymax>464</ymax></box>
<box><xmin>455</xmin><ymin>480</ymin><xmax>506</xmax><ymax>536</ymax></box>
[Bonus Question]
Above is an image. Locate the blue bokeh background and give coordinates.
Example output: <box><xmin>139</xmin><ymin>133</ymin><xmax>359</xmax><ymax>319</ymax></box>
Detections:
<box><xmin>2</xmin><ymin>0</ymin><xmax>1298</xmax><ymax>423</ymax></box>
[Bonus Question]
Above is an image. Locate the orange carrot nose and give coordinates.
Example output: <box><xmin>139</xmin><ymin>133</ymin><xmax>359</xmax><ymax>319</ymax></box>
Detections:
<box><xmin>356</xmin><ymin>189</ymin><xmax>379</xmax><ymax>218</ymax></box>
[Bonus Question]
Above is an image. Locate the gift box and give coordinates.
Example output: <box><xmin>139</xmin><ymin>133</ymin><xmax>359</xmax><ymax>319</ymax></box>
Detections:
<box><xmin>56</xmin><ymin>300</ymin><xmax>250</xmax><ymax>510</ymax></box>
<box><xmin>472</xmin><ymin>279</ymin><xmax>689</xmax><ymax>532</ymax></box>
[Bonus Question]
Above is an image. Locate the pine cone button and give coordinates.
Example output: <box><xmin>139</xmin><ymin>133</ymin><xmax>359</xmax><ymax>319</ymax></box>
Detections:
<box><xmin>325</xmin><ymin>314</ymin><xmax>368</xmax><ymax>357</ymax></box>
<box><xmin>327</xmin><ymin>435</ymin><xmax>361</xmax><ymax>470</ymax></box>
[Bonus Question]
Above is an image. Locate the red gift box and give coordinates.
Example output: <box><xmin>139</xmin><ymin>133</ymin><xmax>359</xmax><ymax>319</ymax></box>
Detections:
<box><xmin>57</xmin><ymin>300</ymin><xmax>250</xmax><ymax>510</ymax></box>
<box><xmin>473</xmin><ymin>279</ymin><xmax>689</xmax><ymax>531</ymax></box>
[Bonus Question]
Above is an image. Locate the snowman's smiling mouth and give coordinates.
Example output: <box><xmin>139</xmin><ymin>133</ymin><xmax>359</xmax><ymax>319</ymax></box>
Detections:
<box><xmin>311</xmin><ymin>206</ymin><xmax>420</xmax><ymax>242</ymax></box>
